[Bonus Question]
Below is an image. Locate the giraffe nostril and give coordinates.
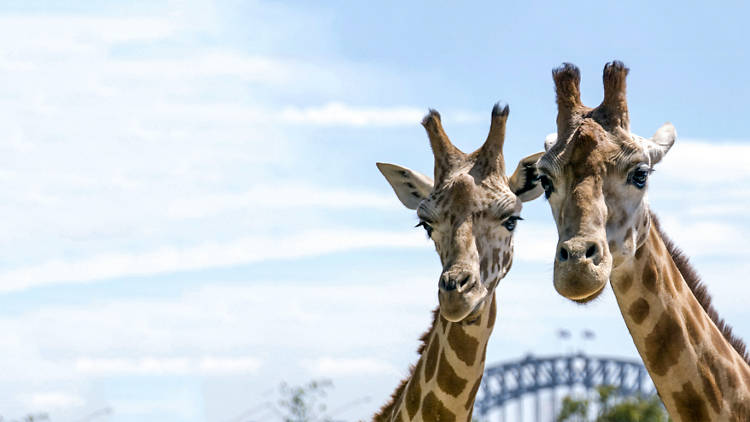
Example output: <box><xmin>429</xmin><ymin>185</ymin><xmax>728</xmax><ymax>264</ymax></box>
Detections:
<box><xmin>559</xmin><ymin>246</ymin><xmax>569</xmax><ymax>262</ymax></box>
<box><xmin>585</xmin><ymin>244</ymin><xmax>598</xmax><ymax>259</ymax></box>
<box><xmin>440</xmin><ymin>274</ymin><xmax>456</xmax><ymax>291</ymax></box>
<box><xmin>458</xmin><ymin>274</ymin><xmax>471</xmax><ymax>288</ymax></box>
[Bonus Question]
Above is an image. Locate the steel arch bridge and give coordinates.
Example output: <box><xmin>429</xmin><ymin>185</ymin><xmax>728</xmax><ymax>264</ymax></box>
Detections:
<box><xmin>474</xmin><ymin>353</ymin><xmax>656</xmax><ymax>421</ymax></box>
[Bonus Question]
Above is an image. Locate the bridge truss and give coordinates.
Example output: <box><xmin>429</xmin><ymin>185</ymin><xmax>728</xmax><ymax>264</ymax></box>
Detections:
<box><xmin>474</xmin><ymin>353</ymin><xmax>656</xmax><ymax>421</ymax></box>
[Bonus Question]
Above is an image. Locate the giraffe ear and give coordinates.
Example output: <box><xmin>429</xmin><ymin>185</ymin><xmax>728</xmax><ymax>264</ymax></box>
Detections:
<box><xmin>544</xmin><ymin>133</ymin><xmax>558</xmax><ymax>152</ymax></box>
<box><xmin>509</xmin><ymin>152</ymin><xmax>545</xmax><ymax>202</ymax></box>
<box><xmin>376</xmin><ymin>162</ymin><xmax>434</xmax><ymax>210</ymax></box>
<box><xmin>645</xmin><ymin>122</ymin><xmax>676</xmax><ymax>165</ymax></box>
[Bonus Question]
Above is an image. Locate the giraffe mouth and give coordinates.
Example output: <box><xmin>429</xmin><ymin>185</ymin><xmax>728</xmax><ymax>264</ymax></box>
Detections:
<box><xmin>570</xmin><ymin>281</ymin><xmax>607</xmax><ymax>304</ymax></box>
<box><xmin>438</xmin><ymin>278</ymin><xmax>487</xmax><ymax>322</ymax></box>
<box><xmin>553</xmin><ymin>239</ymin><xmax>612</xmax><ymax>303</ymax></box>
<box><xmin>554</xmin><ymin>275</ymin><xmax>608</xmax><ymax>303</ymax></box>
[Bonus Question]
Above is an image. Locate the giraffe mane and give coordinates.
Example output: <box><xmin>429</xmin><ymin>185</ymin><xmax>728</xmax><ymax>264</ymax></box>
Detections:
<box><xmin>372</xmin><ymin>307</ymin><xmax>440</xmax><ymax>421</ymax></box>
<box><xmin>650</xmin><ymin>212</ymin><xmax>750</xmax><ymax>365</ymax></box>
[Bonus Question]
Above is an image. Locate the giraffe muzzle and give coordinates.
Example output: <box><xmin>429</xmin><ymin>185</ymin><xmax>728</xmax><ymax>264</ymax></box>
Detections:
<box><xmin>553</xmin><ymin>237</ymin><xmax>612</xmax><ymax>302</ymax></box>
<box><xmin>439</xmin><ymin>271</ymin><xmax>475</xmax><ymax>292</ymax></box>
<box><xmin>438</xmin><ymin>270</ymin><xmax>486</xmax><ymax>321</ymax></box>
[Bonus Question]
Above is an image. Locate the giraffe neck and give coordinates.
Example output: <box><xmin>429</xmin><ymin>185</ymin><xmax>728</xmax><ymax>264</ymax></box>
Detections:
<box><xmin>610</xmin><ymin>221</ymin><xmax>750</xmax><ymax>421</ymax></box>
<box><xmin>375</xmin><ymin>294</ymin><xmax>497</xmax><ymax>422</ymax></box>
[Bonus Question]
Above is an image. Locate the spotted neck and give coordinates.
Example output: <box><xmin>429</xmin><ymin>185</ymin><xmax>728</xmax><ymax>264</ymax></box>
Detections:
<box><xmin>610</xmin><ymin>221</ymin><xmax>750</xmax><ymax>421</ymax></box>
<box><xmin>374</xmin><ymin>295</ymin><xmax>497</xmax><ymax>422</ymax></box>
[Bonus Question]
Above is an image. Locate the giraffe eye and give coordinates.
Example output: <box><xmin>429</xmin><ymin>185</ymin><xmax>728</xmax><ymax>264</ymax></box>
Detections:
<box><xmin>415</xmin><ymin>221</ymin><xmax>433</xmax><ymax>238</ymax></box>
<box><xmin>502</xmin><ymin>216</ymin><xmax>523</xmax><ymax>232</ymax></box>
<box><xmin>628</xmin><ymin>165</ymin><xmax>651</xmax><ymax>189</ymax></box>
<box><xmin>539</xmin><ymin>175</ymin><xmax>554</xmax><ymax>198</ymax></box>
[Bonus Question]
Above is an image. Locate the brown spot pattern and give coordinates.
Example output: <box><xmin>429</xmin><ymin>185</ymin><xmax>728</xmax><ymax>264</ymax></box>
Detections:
<box><xmin>704</xmin><ymin>353</ymin><xmax>724</xmax><ymax>391</ymax></box>
<box><xmin>491</xmin><ymin>248</ymin><xmax>500</xmax><ymax>273</ymax></box>
<box><xmin>711</xmin><ymin>328</ymin><xmax>732</xmax><ymax>356</ymax></box>
<box><xmin>641</xmin><ymin>258</ymin><xmax>659</xmax><ymax>294</ymax></box>
<box><xmin>669</xmin><ymin>262</ymin><xmax>683</xmax><ymax>294</ymax></box>
<box><xmin>487</xmin><ymin>296</ymin><xmax>497</xmax><ymax>329</ymax></box>
<box><xmin>421</xmin><ymin>391</ymin><xmax>456</xmax><ymax>422</ymax></box>
<box><xmin>479</xmin><ymin>256</ymin><xmax>488</xmax><ymax>281</ymax></box>
<box><xmin>684</xmin><ymin>310</ymin><xmax>701</xmax><ymax>347</ymax></box>
<box><xmin>689</xmin><ymin>301</ymin><xmax>703</xmax><ymax>326</ymax></box>
<box><xmin>437</xmin><ymin>351</ymin><xmax>468</xmax><ymax>397</ymax></box>
<box><xmin>424</xmin><ymin>339</ymin><xmax>439</xmax><ymax>382</ymax></box>
<box><xmin>440</xmin><ymin>316</ymin><xmax>449</xmax><ymax>334</ymax></box>
<box><xmin>742</xmin><ymin>364</ymin><xmax>750</xmax><ymax>390</ymax></box>
<box><xmin>727</xmin><ymin>367</ymin><xmax>739</xmax><ymax>389</ymax></box>
<box><xmin>731</xmin><ymin>401</ymin><xmax>750</xmax><ymax>422</ymax></box>
<box><xmin>672</xmin><ymin>382</ymin><xmax>709</xmax><ymax>421</ymax></box>
<box><xmin>644</xmin><ymin>312</ymin><xmax>685</xmax><ymax>376</ymax></box>
<box><xmin>628</xmin><ymin>298</ymin><xmax>650</xmax><ymax>324</ymax></box>
<box><xmin>464</xmin><ymin>376</ymin><xmax>483</xmax><ymax>410</ymax></box>
<box><xmin>697</xmin><ymin>361</ymin><xmax>721</xmax><ymax>413</ymax></box>
<box><xmin>635</xmin><ymin>244</ymin><xmax>645</xmax><ymax>260</ymax></box>
<box><xmin>447</xmin><ymin>324</ymin><xmax>479</xmax><ymax>366</ymax></box>
<box><xmin>619</xmin><ymin>274</ymin><xmax>633</xmax><ymax>293</ymax></box>
<box><xmin>404</xmin><ymin>360</ymin><xmax>422</xmax><ymax>419</ymax></box>
<box><xmin>395</xmin><ymin>410</ymin><xmax>404</xmax><ymax>422</ymax></box>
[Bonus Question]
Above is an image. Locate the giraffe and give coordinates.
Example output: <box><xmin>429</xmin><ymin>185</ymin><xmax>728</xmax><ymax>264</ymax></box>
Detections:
<box><xmin>537</xmin><ymin>61</ymin><xmax>750</xmax><ymax>420</ymax></box>
<box><xmin>372</xmin><ymin>104</ymin><xmax>544</xmax><ymax>422</ymax></box>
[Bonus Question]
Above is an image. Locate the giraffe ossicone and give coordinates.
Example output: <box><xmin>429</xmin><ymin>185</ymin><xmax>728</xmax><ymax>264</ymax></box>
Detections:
<box><xmin>373</xmin><ymin>104</ymin><xmax>544</xmax><ymax>421</ymax></box>
<box><xmin>539</xmin><ymin>60</ymin><xmax>750</xmax><ymax>421</ymax></box>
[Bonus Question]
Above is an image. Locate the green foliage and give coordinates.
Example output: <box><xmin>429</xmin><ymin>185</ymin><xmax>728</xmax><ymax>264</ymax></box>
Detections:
<box><xmin>278</xmin><ymin>379</ymin><xmax>334</xmax><ymax>422</ymax></box>
<box><xmin>557</xmin><ymin>396</ymin><xmax>590</xmax><ymax>422</ymax></box>
<box><xmin>556</xmin><ymin>385</ymin><xmax>669</xmax><ymax>422</ymax></box>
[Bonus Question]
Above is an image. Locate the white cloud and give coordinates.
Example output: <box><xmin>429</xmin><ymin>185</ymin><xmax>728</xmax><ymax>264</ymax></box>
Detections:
<box><xmin>659</xmin><ymin>139</ymin><xmax>750</xmax><ymax>183</ymax></box>
<box><xmin>198</xmin><ymin>357</ymin><xmax>263</xmax><ymax>374</ymax></box>
<box><xmin>302</xmin><ymin>357</ymin><xmax>400</xmax><ymax>377</ymax></box>
<box><xmin>112</xmin><ymin>397</ymin><xmax>199</xmax><ymax>420</ymax></box>
<box><xmin>654</xmin><ymin>215</ymin><xmax>750</xmax><ymax>257</ymax></box>
<box><xmin>684</xmin><ymin>202</ymin><xmax>750</xmax><ymax>217</ymax></box>
<box><xmin>75</xmin><ymin>357</ymin><xmax>191</xmax><ymax>376</ymax></box>
<box><xmin>148</xmin><ymin>101</ymin><xmax>480</xmax><ymax>128</ymax></box>
<box><xmin>75</xmin><ymin>356</ymin><xmax>261</xmax><ymax>376</ymax></box>
<box><xmin>280</xmin><ymin>102</ymin><xmax>425</xmax><ymax>127</ymax></box>
<box><xmin>166</xmin><ymin>184</ymin><xmax>398</xmax><ymax>220</ymax></box>
<box><xmin>0</xmin><ymin>268</ymin><xmax>746</xmax><ymax>421</ymax></box>
<box><xmin>0</xmin><ymin>229</ymin><xmax>426</xmax><ymax>292</ymax></box>
<box><xmin>514</xmin><ymin>222</ymin><xmax>558</xmax><ymax>263</ymax></box>
<box><xmin>20</xmin><ymin>391</ymin><xmax>85</xmax><ymax>410</ymax></box>
<box><xmin>0</xmin><ymin>16</ymin><xmax>178</xmax><ymax>55</ymax></box>
<box><xmin>0</xmin><ymin>277</ymin><xmax>442</xmax><ymax>415</ymax></box>
<box><xmin>280</xmin><ymin>102</ymin><xmax>482</xmax><ymax>127</ymax></box>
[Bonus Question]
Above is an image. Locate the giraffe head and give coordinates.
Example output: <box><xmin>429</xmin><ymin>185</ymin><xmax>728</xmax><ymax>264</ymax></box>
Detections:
<box><xmin>539</xmin><ymin>61</ymin><xmax>677</xmax><ymax>302</ymax></box>
<box><xmin>378</xmin><ymin>104</ymin><xmax>544</xmax><ymax>322</ymax></box>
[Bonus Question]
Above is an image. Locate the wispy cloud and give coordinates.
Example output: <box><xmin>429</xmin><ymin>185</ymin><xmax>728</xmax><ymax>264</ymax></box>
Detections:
<box><xmin>75</xmin><ymin>356</ymin><xmax>261</xmax><ymax>376</ymax></box>
<box><xmin>20</xmin><ymin>391</ymin><xmax>85</xmax><ymax>410</ymax></box>
<box><xmin>280</xmin><ymin>102</ymin><xmax>427</xmax><ymax>127</ymax></box>
<box><xmin>0</xmin><ymin>16</ymin><xmax>179</xmax><ymax>54</ymax></box>
<box><xmin>0</xmin><ymin>229</ymin><xmax>426</xmax><ymax>292</ymax></box>
<box><xmin>166</xmin><ymin>184</ymin><xmax>398</xmax><ymax>219</ymax></box>
<box><xmin>514</xmin><ymin>222</ymin><xmax>557</xmax><ymax>263</ymax></box>
<box><xmin>659</xmin><ymin>139</ymin><xmax>750</xmax><ymax>183</ymax></box>
<box><xmin>301</xmin><ymin>357</ymin><xmax>400</xmax><ymax>376</ymax></box>
<box><xmin>655</xmin><ymin>215</ymin><xmax>750</xmax><ymax>257</ymax></box>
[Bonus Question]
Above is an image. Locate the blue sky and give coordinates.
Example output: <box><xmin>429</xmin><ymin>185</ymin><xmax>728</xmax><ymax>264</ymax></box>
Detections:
<box><xmin>1</xmin><ymin>1</ymin><xmax>750</xmax><ymax>421</ymax></box>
